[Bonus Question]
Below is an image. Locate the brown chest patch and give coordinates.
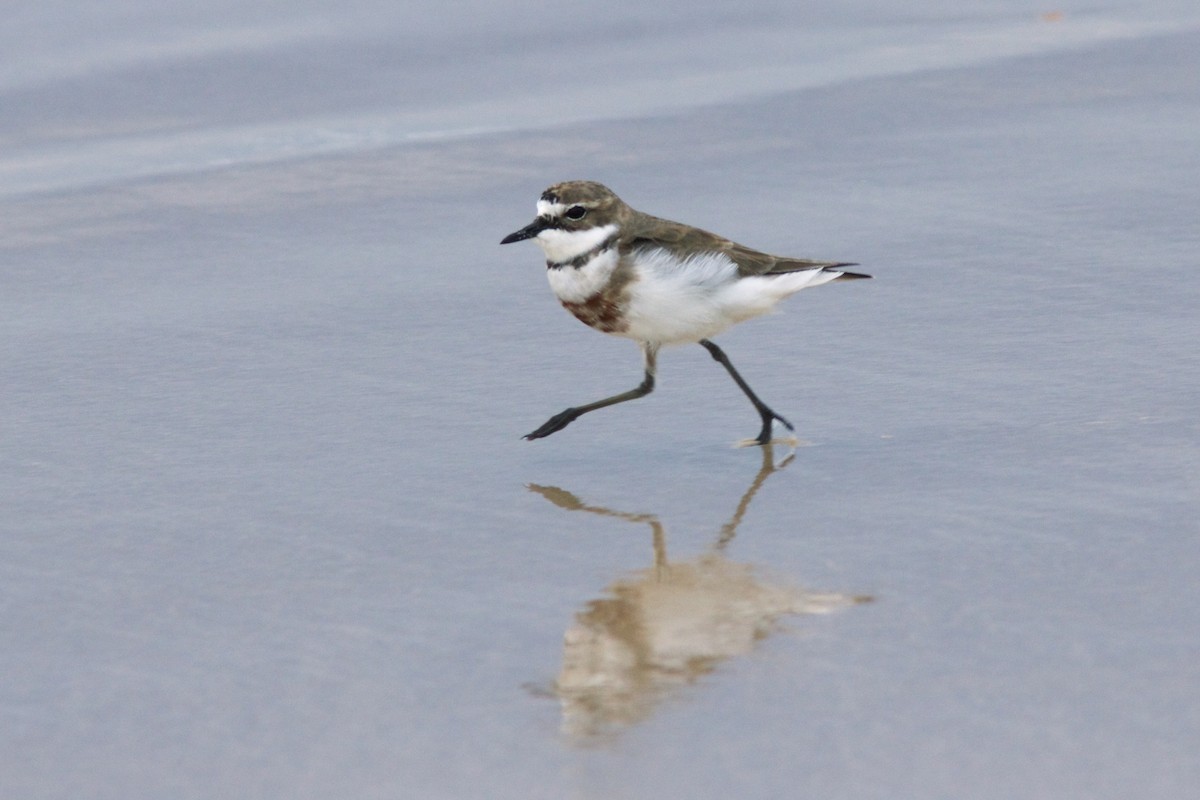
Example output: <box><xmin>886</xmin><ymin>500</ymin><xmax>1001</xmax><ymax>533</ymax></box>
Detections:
<box><xmin>554</xmin><ymin>250</ymin><xmax>638</xmax><ymax>335</ymax></box>
<box><xmin>560</xmin><ymin>292</ymin><xmax>629</xmax><ymax>334</ymax></box>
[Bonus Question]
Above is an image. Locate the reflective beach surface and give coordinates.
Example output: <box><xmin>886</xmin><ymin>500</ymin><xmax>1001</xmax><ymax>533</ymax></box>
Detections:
<box><xmin>3</xmin><ymin>3</ymin><xmax>1199</xmax><ymax>798</ymax></box>
<box><xmin>535</xmin><ymin>448</ymin><xmax>871</xmax><ymax>742</ymax></box>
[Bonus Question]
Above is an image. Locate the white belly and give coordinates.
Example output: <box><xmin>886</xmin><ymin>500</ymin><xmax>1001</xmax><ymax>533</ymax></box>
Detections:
<box><xmin>620</xmin><ymin>249</ymin><xmax>837</xmax><ymax>345</ymax></box>
<box><xmin>545</xmin><ymin>244</ymin><xmax>839</xmax><ymax>346</ymax></box>
<box><xmin>620</xmin><ymin>249</ymin><xmax>743</xmax><ymax>344</ymax></box>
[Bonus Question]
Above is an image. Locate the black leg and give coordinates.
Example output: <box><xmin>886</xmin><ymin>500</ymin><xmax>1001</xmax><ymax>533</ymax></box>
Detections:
<box><xmin>524</xmin><ymin>344</ymin><xmax>659</xmax><ymax>440</ymax></box>
<box><xmin>698</xmin><ymin>339</ymin><xmax>793</xmax><ymax>445</ymax></box>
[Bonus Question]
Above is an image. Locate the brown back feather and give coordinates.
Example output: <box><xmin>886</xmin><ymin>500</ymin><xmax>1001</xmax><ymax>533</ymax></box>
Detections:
<box><xmin>618</xmin><ymin>211</ymin><xmax>865</xmax><ymax>278</ymax></box>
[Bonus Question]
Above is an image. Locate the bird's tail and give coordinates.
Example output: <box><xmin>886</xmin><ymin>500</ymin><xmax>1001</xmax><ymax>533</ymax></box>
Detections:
<box><xmin>833</xmin><ymin>268</ymin><xmax>871</xmax><ymax>281</ymax></box>
<box><xmin>769</xmin><ymin>259</ymin><xmax>870</xmax><ymax>281</ymax></box>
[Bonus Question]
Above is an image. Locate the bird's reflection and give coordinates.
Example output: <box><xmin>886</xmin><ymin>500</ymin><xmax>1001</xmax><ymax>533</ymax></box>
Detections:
<box><xmin>529</xmin><ymin>446</ymin><xmax>871</xmax><ymax>741</ymax></box>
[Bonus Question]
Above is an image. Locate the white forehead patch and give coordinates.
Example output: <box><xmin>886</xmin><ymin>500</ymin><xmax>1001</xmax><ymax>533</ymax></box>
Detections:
<box><xmin>537</xmin><ymin>199</ymin><xmax>568</xmax><ymax>218</ymax></box>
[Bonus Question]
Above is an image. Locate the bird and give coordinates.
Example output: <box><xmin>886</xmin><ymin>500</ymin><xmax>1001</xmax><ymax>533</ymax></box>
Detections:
<box><xmin>500</xmin><ymin>180</ymin><xmax>869</xmax><ymax>444</ymax></box>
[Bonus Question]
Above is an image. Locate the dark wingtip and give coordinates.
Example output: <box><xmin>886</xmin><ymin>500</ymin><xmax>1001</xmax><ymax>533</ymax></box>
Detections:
<box><xmin>830</xmin><ymin>264</ymin><xmax>870</xmax><ymax>280</ymax></box>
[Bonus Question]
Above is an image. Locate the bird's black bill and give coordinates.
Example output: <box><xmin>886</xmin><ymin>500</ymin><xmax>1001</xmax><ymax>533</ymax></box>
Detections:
<box><xmin>500</xmin><ymin>218</ymin><xmax>549</xmax><ymax>245</ymax></box>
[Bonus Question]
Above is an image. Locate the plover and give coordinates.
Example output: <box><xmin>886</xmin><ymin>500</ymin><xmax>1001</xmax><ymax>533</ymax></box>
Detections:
<box><xmin>501</xmin><ymin>180</ymin><xmax>869</xmax><ymax>444</ymax></box>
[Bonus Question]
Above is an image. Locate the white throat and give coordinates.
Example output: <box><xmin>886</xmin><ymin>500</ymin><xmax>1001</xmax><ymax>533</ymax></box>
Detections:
<box><xmin>535</xmin><ymin>223</ymin><xmax>617</xmax><ymax>264</ymax></box>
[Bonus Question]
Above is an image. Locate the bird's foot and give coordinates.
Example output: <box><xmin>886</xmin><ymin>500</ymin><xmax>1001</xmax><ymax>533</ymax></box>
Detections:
<box><xmin>736</xmin><ymin>413</ymin><xmax>797</xmax><ymax>448</ymax></box>
<box><xmin>523</xmin><ymin>408</ymin><xmax>581</xmax><ymax>440</ymax></box>
<box><xmin>758</xmin><ymin>412</ymin><xmax>793</xmax><ymax>445</ymax></box>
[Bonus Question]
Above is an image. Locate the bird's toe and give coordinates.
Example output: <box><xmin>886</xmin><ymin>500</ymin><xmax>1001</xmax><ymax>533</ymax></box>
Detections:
<box><xmin>523</xmin><ymin>408</ymin><xmax>580</xmax><ymax>440</ymax></box>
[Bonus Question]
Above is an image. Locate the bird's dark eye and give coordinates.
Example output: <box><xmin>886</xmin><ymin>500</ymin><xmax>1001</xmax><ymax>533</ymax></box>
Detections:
<box><xmin>565</xmin><ymin>205</ymin><xmax>587</xmax><ymax>220</ymax></box>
